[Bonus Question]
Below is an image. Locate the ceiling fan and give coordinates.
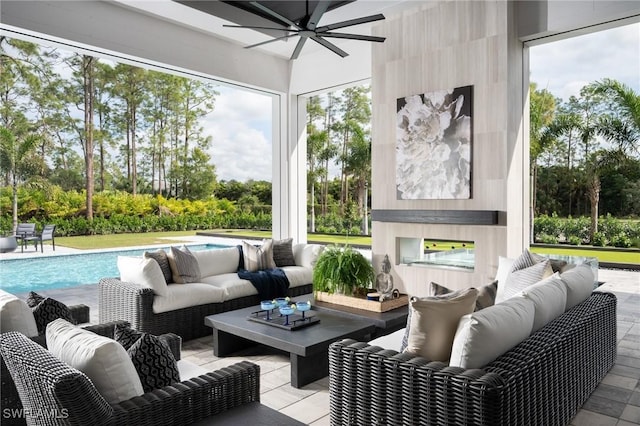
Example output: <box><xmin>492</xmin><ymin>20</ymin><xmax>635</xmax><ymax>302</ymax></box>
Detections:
<box><xmin>222</xmin><ymin>1</ymin><xmax>386</xmax><ymax>60</ymax></box>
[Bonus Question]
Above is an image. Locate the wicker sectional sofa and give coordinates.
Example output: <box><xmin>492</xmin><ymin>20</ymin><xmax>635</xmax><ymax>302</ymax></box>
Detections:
<box><xmin>99</xmin><ymin>243</ymin><xmax>323</xmax><ymax>340</ymax></box>
<box><xmin>328</xmin><ymin>288</ymin><xmax>617</xmax><ymax>425</ymax></box>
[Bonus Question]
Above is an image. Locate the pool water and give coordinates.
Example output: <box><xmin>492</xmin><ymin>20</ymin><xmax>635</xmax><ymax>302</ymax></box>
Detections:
<box><xmin>0</xmin><ymin>244</ymin><xmax>229</xmax><ymax>294</ymax></box>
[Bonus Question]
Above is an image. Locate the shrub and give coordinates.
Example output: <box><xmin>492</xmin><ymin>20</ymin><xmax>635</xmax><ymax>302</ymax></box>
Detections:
<box><xmin>536</xmin><ymin>233</ymin><xmax>559</xmax><ymax>244</ymax></box>
<box><xmin>592</xmin><ymin>232</ymin><xmax>607</xmax><ymax>247</ymax></box>
<box><xmin>610</xmin><ymin>233</ymin><xmax>632</xmax><ymax>248</ymax></box>
<box><xmin>567</xmin><ymin>235</ymin><xmax>581</xmax><ymax>246</ymax></box>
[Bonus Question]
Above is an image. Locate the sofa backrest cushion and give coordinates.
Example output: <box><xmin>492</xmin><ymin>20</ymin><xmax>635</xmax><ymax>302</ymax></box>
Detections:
<box><xmin>192</xmin><ymin>246</ymin><xmax>241</xmax><ymax>277</ymax></box>
<box><xmin>516</xmin><ymin>273</ymin><xmax>567</xmax><ymax>333</ymax></box>
<box><xmin>405</xmin><ymin>288</ymin><xmax>478</xmax><ymax>362</ymax></box>
<box><xmin>168</xmin><ymin>246</ymin><xmax>202</xmax><ymax>284</ymax></box>
<box><xmin>560</xmin><ymin>264</ymin><xmax>594</xmax><ymax>311</ymax></box>
<box><xmin>0</xmin><ymin>289</ymin><xmax>38</xmax><ymax>337</ymax></box>
<box><xmin>117</xmin><ymin>256</ymin><xmax>168</xmax><ymax>296</ymax></box>
<box><xmin>494</xmin><ymin>256</ymin><xmax>514</xmax><ymax>303</ymax></box>
<box><xmin>46</xmin><ymin>318</ymin><xmax>144</xmax><ymax>405</ymax></box>
<box><xmin>449</xmin><ymin>296</ymin><xmax>535</xmax><ymax>369</ymax></box>
<box><xmin>293</xmin><ymin>244</ymin><xmax>324</xmax><ymax>268</ymax></box>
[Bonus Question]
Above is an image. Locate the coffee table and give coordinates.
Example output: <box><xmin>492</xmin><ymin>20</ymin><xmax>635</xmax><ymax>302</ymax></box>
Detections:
<box><xmin>204</xmin><ymin>305</ymin><xmax>376</xmax><ymax>388</ymax></box>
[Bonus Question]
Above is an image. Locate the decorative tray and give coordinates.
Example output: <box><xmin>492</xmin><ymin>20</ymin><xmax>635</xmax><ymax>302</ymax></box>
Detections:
<box><xmin>247</xmin><ymin>309</ymin><xmax>320</xmax><ymax>331</ymax></box>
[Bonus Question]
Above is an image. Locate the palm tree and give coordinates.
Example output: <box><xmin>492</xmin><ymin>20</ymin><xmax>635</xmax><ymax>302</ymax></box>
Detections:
<box><xmin>0</xmin><ymin>126</ymin><xmax>38</xmax><ymax>233</ymax></box>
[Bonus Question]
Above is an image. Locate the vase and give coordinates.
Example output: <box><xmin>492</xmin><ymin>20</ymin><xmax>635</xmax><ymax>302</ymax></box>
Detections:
<box><xmin>0</xmin><ymin>236</ymin><xmax>18</xmax><ymax>253</ymax></box>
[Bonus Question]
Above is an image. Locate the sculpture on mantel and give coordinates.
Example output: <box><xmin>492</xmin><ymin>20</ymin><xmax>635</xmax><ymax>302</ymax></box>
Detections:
<box><xmin>376</xmin><ymin>254</ymin><xmax>395</xmax><ymax>302</ymax></box>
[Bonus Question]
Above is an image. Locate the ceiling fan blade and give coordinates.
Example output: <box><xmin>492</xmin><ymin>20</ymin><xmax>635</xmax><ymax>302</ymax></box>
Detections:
<box><xmin>290</xmin><ymin>37</ymin><xmax>308</xmax><ymax>60</ymax></box>
<box><xmin>245</xmin><ymin>34</ymin><xmax>298</xmax><ymax>49</ymax></box>
<box><xmin>319</xmin><ymin>32</ymin><xmax>386</xmax><ymax>42</ymax></box>
<box><xmin>223</xmin><ymin>24</ymin><xmax>297</xmax><ymax>32</ymax></box>
<box><xmin>310</xmin><ymin>36</ymin><xmax>348</xmax><ymax>58</ymax></box>
<box><xmin>307</xmin><ymin>1</ymin><xmax>330</xmax><ymax>31</ymax></box>
<box><xmin>249</xmin><ymin>1</ymin><xmax>300</xmax><ymax>29</ymax></box>
<box><xmin>316</xmin><ymin>14</ymin><xmax>385</xmax><ymax>33</ymax></box>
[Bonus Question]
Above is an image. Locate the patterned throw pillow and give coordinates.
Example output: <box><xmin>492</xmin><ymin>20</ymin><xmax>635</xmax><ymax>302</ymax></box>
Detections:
<box><xmin>144</xmin><ymin>249</ymin><xmax>173</xmax><ymax>284</ymax></box>
<box><xmin>503</xmin><ymin>259</ymin><xmax>553</xmax><ymax>300</ymax></box>
<box><xmin>114</xmin><ymin>322</ymin><xmax>144</xmax><ymax>350</ymax></box>
<box><xmin>431</xmin><ymin>280</ymin><xmax>498</xmax><ymax>311</ymax></box>
<box><xmin>26</xmin><ymin>291</ymin><xmax>45</xmax><ymax>308</ymax></box>
<box><xmin>272</xmin><ymin>238</ymin><xmax>296</xmax><ymax>267</ymax></box>
<box><xmin>529</xmin><ymin>251</ymin><xmax>568</xmax><ymax>273</ymax></box>
<box><xmin>242</xmin><ymin>239</ymin><xmax>276</xmax><ymax>272</ymax></box>
<box><xmin>32</xmin><ymin>297</ymin><xmax>75</xmax><ymax>335</ymax></box>
<box><xmin>127</xmin><ymin>333</ymin><xmax>180</xmax><ymax>393</ymax></box>
<box><xmin>167</xmin><ymin>246</ymin><xmax>201</xmax><ymax>284</ymax></box>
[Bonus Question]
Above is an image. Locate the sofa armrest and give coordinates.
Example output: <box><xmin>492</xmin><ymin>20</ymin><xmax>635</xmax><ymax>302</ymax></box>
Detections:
<box><xmin>110</xmin><ymin>361</ymin><xmax>260</xmax><ymax>424</ymax></box>
<box><xmin>99</xmin><ymin>278</ymin><xmax>155</xmax><ymax>332</ymax></box>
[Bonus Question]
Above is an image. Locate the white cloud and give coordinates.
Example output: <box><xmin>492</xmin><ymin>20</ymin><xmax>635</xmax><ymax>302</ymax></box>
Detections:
<box><xmin>530</xmin><ymin>23</ymin><xmax>640</xmax><ymax>100</ymax></box>
<box><xmin>205</xmin><ymin>87</ymin><xmax>273</xmax><ymax>181</ymax></box>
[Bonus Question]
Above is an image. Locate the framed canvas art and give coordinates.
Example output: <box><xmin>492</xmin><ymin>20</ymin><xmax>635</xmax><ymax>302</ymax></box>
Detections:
<box><xmin>396</xmin><ymin>85</ymin><xmax>473</xmax><ymax>200</ymax></box>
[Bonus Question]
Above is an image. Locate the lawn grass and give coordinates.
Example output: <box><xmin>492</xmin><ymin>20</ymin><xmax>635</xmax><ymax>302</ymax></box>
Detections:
<box><xmin>55</xmin><ymin>229</ymin><xmax>639</xmax><ymax>265</ymax></box>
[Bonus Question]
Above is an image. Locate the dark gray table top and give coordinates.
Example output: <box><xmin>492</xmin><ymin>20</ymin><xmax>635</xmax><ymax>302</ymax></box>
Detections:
<box><xmin>204</xmin><ymin>304</ymin><xmax>376</xmax><ymax>357</ymax></box>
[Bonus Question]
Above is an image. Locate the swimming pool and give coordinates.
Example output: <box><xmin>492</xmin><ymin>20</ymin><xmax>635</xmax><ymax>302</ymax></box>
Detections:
<box><xmin>0</xmin><ymin>244</ymin><xmax>229</xmax><ymax>294</ymax></box>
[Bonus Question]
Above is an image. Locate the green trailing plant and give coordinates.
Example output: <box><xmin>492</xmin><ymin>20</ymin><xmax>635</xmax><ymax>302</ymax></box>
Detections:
<box><xmin>312</xmin><ymin>244</ymin><xmax>374</xmax><ymax>296</ymax></box>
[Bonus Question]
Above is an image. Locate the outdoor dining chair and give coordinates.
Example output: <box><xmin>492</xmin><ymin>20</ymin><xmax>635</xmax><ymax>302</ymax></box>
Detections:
<box><xmin>22</xmin><ymin>224</ymin><xmax>56</xmax><ymax>253</ymax></box>
<box><xmin>13</xmin><ymin>223</ymin><xmax>35</xmax><ymax>253</ymax></box>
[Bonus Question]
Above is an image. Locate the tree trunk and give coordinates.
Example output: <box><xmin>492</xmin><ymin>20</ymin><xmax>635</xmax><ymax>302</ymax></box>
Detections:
<box><xmin>588</xmin><ymin>174</ymin><xmax>600</xmax><ymax>242</ymax></box>
<box><xmin>131</xmin><ymin>105</ymin><xmax>137</xmax><ymax>195</ymax></box>
<box><xmin>83</xmin><ymin>55</ymin><xmax>94</xmax><ymax>221</ymax></box>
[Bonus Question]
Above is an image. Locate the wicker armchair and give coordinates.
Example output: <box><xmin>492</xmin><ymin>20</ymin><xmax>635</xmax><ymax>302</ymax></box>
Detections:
<box><xmin>328</xmin><ymin>292</ymin><xmax>617</xmax><ymax>426</ymax></box>
<box><xmin>1</xmin><ymin>331</ymin><xmax>260</xmax><ymax>426</ymax></box>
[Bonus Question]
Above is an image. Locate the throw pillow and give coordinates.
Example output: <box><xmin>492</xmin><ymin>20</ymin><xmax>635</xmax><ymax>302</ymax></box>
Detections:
<box><xmin>501</xmin><ymin>259</ymin><xmax>553</xmax><ymax>301</ymax></box>
<box><xmin>510</xmin><ymin>249</ymin><xmax>540</xmax><ymax>272</ymax></box>
<box><xmin>272</xmin><ymin>238</ymin><xmax>296</xmax><ymax>267</ymax></box>
<box><xmin>0</xmin><ymin>289</ymin><xmax>39</xmax><ymax>337</ymax></box>
<box><xmin>117</xmin><ymin>256</ymin><xmax>169</xmax><ymax>296</ymax></box>
<box><xmin>560</xmin><ymin>264</ymin><xmax>594</xmax><ymax>311</ymax></box>
<box><xmin>242</xmin><ymin>239</ymin><xmax>276</xmax><ymax>272</ymax></box>
<box><xmin>144</xmin><ymin>249</ymin><xmax>173</xmax><ymax>284</ymax></box>
<box><xmin>127</xmin><ymin>333</ymin><xmax>180</xmax><ymax>393</ymax></box>
<box><xmin>32</xmin><ymin>297</ymin><xmax>75</xmax><ymax>335</ymax></box>
<box><xmin>167</xmin><ymin>246</ymin><xmax>201</xmax><ymax>284</ymax></box>
<box><xmin>494</xmin><ymin>256</ymin><xmax>515</xmax><ymax>303</ymax></box>
<box><xmin>517</xmin><ymin>273</ymin><xmax>567</xmax><ymax>332</ymax></box>
<box><xmin>405</xmin><ymin>288</ymin><xmax>478</xmax><ymax>362</ymax></box>
<box><xmin>449</xmin><ymin>296</ymin><xmax>536</xmax><ymax>369</ymax></box>
<box><xmin>430</xmin><ymin>280</ymin><xmax>498</xmax><ymax>311</ymax></box>
<box><xmin>26</xmin><ymin>291</ymin><xmax>45</xmax><ymax>308</ymax></box>
<box><xmin>114</xmin><ymin>322</ymin><xmax>144</xmax><ymax>350</ymax></box>
<box><xmin>46</xmin><ymin>318</ymin><xmax>144</xmax><ymax>404</ymax></box>
<box><xmin>530</xmin><ymin>251</ymin><xmax>568</xmax><ymax>273</ymax></box>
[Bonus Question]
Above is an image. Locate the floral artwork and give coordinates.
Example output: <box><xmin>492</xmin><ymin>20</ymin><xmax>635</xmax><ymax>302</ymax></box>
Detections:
<box><xmin>396</xmin><ymin>86</ymin><xmax>472</xmax><ymax>199</ymax></box>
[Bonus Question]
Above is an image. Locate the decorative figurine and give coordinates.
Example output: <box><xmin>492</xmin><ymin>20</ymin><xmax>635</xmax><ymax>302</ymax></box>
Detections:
<box><xmin>376</xmin><ymin>254</ymin><xmax>395</xmax><ymax>302</ymax></box>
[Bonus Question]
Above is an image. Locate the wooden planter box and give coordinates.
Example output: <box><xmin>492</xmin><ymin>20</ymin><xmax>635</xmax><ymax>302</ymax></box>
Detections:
<box><xmin>314</xmin><ymin>291</ymin><xmax>408</xmax><ymax>313</ymax></box>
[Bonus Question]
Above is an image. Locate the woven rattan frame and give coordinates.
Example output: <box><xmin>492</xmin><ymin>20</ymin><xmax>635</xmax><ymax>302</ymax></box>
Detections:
<box><xmin>328</xmin><ymin>292</ymin><xmax>617</xmax><ymax>426</ymax></box>
<box><xmin>1</xmin><ymin>332</ymin><xmax>259</xmax><ymax>426</ymax></box>
<box><xmin>99</xmin><ymin>277</ymin><xmax>313</xmax><ymax>340</ymax></box>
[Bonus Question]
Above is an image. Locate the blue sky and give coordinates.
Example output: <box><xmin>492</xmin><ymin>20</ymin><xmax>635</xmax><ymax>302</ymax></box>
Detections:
<box><xmin>212</xmin><ymin>22</ymin><xmax>639</xmax><ymax>182</ymax></box>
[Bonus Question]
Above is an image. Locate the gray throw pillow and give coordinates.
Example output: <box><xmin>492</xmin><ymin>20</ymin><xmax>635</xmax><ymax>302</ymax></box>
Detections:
<box><xmin>431</xmin><ymin>280</ymin><xmax>498</xmax><ymax>311</ymax></box>
<box><xmin>272</xmin><ymin>238</ymin><xmax>296</xmax><ymax>267</ymax></box>
<box><xmin>168</xmin><ymin>246</ymin><xmax>201</xmax><ymax>283</ymax></box>
<box><xmin>144</xmin><ymin>249</ymin><xmax>173</xmax><ymax>284</ymax></box>
<box><xmin>242</xmin><ymin>239</ymin><xmax>276</xmax><ymax>272</ymax></box>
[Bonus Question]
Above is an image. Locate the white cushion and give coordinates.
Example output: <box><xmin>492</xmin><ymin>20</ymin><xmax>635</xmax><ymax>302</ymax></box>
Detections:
<box><xmin>46</xmin><ymin>318</ymin><xmax>144</xmax><ymax>404</ymax></box>
<box><xmin>177</xmin><ymin>359</ymin><xmax>209</xmax><ymax>381</ymax></box>
<box><xmin>449</xmin><ymin>296</ymin><xmax>535</xmax><ymax>369</ymax></box>
<box><xmin>281</xmin><ymin>265</ymin><xmax>312</xmax><ymax>288</ymax></box>
<box><xmin>560</xmin><ymin>264</ymin><xmax>595</xmax><ymax>311</ymax></box>
<box><xmin>0</xmin><ymin>290</ymin><xmax>38</xmax><ymax>337</ymax></box>
<box><xmin>494</xmin><ymin>256</ymin><xmax>514</xmax><ymax>303</ymax></box>
<box><xmin>293</xmin><ymin>244</ymin><xmax>324</xmax><ymax>268</ymax></box>
<box><xmin>516</xmin><ymin>273</ymin><xmax>567</xmax><ymax>333</ymax></box>
<box><xmin>152</xmin><ymin>283</ymin><xmax>226</xmax><ymax>313</ymax></box>
<box><xmin>192</xmin><ymin>247</ymin><xmax>240</xmax><ymax>277</ymax></box>
<box><xmin>117</xmin><ymin>256</ymin><xmax>168</xmax><ymax>296</ymax></box>
<box><xmin>199</xmin><ymin>274</ymin><xmax>258</xmax><ymax>300</ymax></box>
<box><xmin>368</xmin><ymin>328</ymin><xmax>405</xmax><ymax>352</ymax></box>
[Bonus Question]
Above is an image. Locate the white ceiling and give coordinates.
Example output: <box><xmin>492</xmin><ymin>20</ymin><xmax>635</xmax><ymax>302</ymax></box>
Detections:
<box><xmin>113</xmin><ymin>0</ymin><xmax>415</xmax><ymax>60</ymax></box>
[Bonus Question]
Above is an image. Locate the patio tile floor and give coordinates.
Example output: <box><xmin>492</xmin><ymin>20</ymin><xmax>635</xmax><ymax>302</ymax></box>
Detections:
<box><xmin>7</xmin><ymin>253</ymin><xmax>640</xmax><ymax>424</ymax></box>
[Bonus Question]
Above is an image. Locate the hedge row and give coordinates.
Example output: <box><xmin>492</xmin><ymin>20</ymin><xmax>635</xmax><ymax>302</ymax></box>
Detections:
<box><xmin>534</xmin><ymin>214</ymin><xmax>640</xmax><ymax>248</ymax></box>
